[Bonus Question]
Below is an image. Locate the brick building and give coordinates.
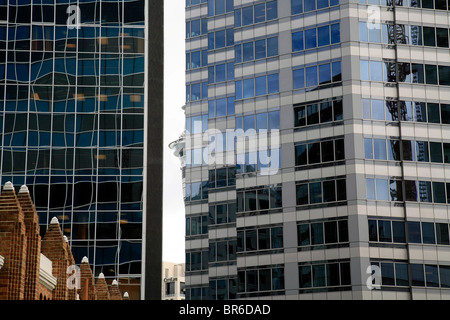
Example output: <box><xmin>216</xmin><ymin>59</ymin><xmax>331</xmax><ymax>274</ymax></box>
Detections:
<box><xmin>0</xmin><ymin>182</ymin><xmax>128</xmax><ymax>300</ymax></box>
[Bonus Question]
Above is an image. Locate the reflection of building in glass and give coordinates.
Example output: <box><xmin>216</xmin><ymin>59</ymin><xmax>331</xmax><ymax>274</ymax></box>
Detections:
<box><xmin>0</xmin><ymin>1</ymin><xmax>163</xmax><ymax>299</ymax></box>
<box><xmin>177</xmin><ymin>0</ymin><xmax>450</xmax><ymax>300</ymax></box>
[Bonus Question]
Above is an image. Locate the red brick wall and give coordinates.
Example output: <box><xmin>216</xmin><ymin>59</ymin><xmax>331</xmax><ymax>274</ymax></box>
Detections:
<box><xmin>0</xmin><ymin>183</ymin><xmax>27</xmax><ymax>300</ymax></box>
<box><xmin>0</xmin><ymin>182</ymin><xmax>126</xmax><ymax>300</ymax></box>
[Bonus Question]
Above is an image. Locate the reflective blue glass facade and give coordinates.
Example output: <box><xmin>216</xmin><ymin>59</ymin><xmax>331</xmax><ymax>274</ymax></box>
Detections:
<box><xmin>0</xmin><ymin>0</ymin><xmax>152</xmax><ymax>298</ymax></box>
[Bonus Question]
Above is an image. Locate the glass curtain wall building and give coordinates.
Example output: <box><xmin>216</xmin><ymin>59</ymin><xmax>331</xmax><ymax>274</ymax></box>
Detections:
<box><xmin>0</xmin><ymin>0</ymin><xmax>163</xmax><ymax>299</ymax></box>
<box><xmin>178</xmin><ymin>0</ymin><xmax>450</xmax><ymax>300</ymax></box>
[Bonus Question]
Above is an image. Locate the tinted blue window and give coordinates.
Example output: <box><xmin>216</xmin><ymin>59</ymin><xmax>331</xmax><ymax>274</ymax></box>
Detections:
<box><xmin>242</xmin><ymin>6</ymin><xmax>253</xmax><ymax>26</ymax></box>
<box><xmin>292</xmin><ymin>31</ymin><xmax>304</xmax><ymax>52</ymax></box>
<box><xmin>191</xmin><ymin>51</ymin><xmax>201</xmax><ymax>69</ymax></box>
<box><xmin>376</xmin><ymin>179</ymin><xmax>389</xmax><ymax>200</ymax></box>
<box><xmin>235</xmin><ymin>9</ymin><xmax>242</xmax><ymax>27</ymax></box>
<box><xmin>216</xmin><ymin>64</ymin><xmax>226</xmax><ymax>82</ymax></box>
<box><xmin>227</xmin><ymin>97</ymin><xmax>235</xmax><ymax>114</ymax></box>
<box><xmin>267</xmin><ymin>37</ymin><xmax>278</xmax><ymax>56</ymax></box>
<box><xmin>216</xmin><ymin>98</ymin><xmax>227</xmax><ymax>117</ymax></box>
<box><xmin>243</xmin><ymin>42</ymin><xmax>254</xmax><ymax>61</ymax></box>
<box><xmin>305</xmin><ymin>28</ymin><xmax>317</xmax><ymax>49</ymax></box>
<box><xmin>215</xmin><ymin>0</ymin><xmax>226</xmax><ymax>15</ymax></box>
<box><xmin>372</xmin><ymin>99</ymin><xmax>384</xmax><ymax>120</ymax></box>
<box><xmin>226</xmin><ymin>28</ymin><xmax>234</xmax><ymax>46</ymax></box>
<box><xmin>226</xmin><ymin>0</ymin><xmax>234</xmax><ymax>12</ymax></box>
<box><xmin>318</xmin><ymin>25</ymin><xmax>330</xmax><ymax>46</ymax></box>
<box><xmin>215</xmin><ymin>30</ymin><xmax>226</xmax><ymax>48</ymax></box>
<box><xmin>191</xmin><ymin>83</ymin><xmax>201</xmax><ymax>101</ymax></box>
<box><xmin>359</xmin><ymin>22</ymin><xmax>368</xmax><ymax>42</ymax></box>
<box><xmin>374</xmin><ymin>139</ymin><xmax>387</xmax><ymax>160</ymax></box>
<box><xmin>243</xmin><ymin>78</ymin><xmax>254</xmax><ymax>98</ymax></box>
<box><xmin>235</xmin><ymin>44</ymin><xmax>242</xmax><ymax>62</ymax></box>
<box><xmin>208</xmin><ymin>33</ymin><xmax>215</xmax><ymax>49</ymax></box>
<box><xmin>361</xmin><ymin>60</ymin><xmax>369</xmax><ymax>80</ymax></box>
<box><xmin>365</xmin><ymin>139</ymin><xmax>373</xmax><ymax>159</ymax></box>
<box><xmin>268</xmin><ymin>74</ymin><xmax>279</xmax><ymax>93</ymax></box>
<box><xmin>208</xmin><ymin>66</ymin><xmax>215</xmax><ymax>83</ymax></box>
<box><xmin>330</xmin><ymin>0</ymin><xmax>339</xmax><ymax>5</ymax></box>
<box><xmin>244</xmin><ymin>115</ymin><xmax>255</xmax><ymax>131</ymax></box>
<box><xmin>292</xmin><ymin>0</ymin><xmax>303</xmax><ymax>14</ymax></box>
<box><xmin>191</xmin><ymin>19</ymin><xmax>201</xmax><ymax>37</ymax></box>
<box><xmin>235</xmin><ymin>80</ymin><xmax>242</xmax><ymax>99</ymax></box>
<box><xmin>422</xmin><ymin>222</ymin><xmax>436</xmax><ymax>244</ymax></box>
<box><xmin>202</xmin><ymin>82</ymin><xmax>208</xmax><ymax>99</ymax></box>
<box><xmin>209</xmin><ymin>100</ymin><xmax>215</xmax><ymax>117</ymax></box>
<box><xmin>317</xmin><ymin>0</ymin><xmax>329</xmax><ymax>9</ymax></box>
<box><xmin>255</xmin><ymin>39</ymin><xmax>266</xmax><ymax>59</ymax></box>
<box><xmin>366</xmin><ymin>178</ymin><xmax>375</xmax><ymax>200</ymax></box>
<box><xmin>266</xmin><ymin>1</ymin><xmax>277</xmax><ymax>20</ymax></box>
<box><xmin>254</xmin><ymin>3</ymin><xmax>266</xmax><ymax>23</ymax></box>
<box><xmin>269</xmin><ymin>111</ymin><xmax>280</xmax><ymax>130</ymax></box>
<box><xmin>256</xmin><ymin>113</ymin><xmax>268</xmax><ymax>131</ymax></box>
<box><xmin>319</xmin><ymin>63</ymin><xmax>331</xmax><ymax>84</ymax></box>
<box><xmin>306</xmin><ymin>66</ymin><xmax>318</xmax><ymax>87</ymax></box>
<box><xmin>227</xmin><ymin>63</ymin><xmax>234</xmax><ymax>80</ymax></box>
<box><xmin>331</xmin><ymin>23</ymin><xmax>340</xmax><ymax>43</ymax></box>
<box><xmin>293</xmin><ymin>68</ymin><xmax>305</xmax><ymax>89</ymax></box>
<box><xmin>370</xmin><ymin>61</ymin><xmax>383</xmax><ymax>81</ymax></box>
<box><xmin>255</xmin><ymin>76</ymin><xmax>267</xmax><ymax>96</ymax></box>
<box><xmin>418</xmin><ymin>181</ymin><xmax>432</xmax><ymax>202</ymax></box>
<box><xmin>304</xmin><ymin>0</ymin><xmax>316</xmax><ymax>11</ymax></box>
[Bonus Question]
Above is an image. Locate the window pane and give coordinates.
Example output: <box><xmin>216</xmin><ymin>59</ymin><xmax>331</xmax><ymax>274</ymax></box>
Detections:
<box><xmin>392</xmin><ymin>221</ymin><xmax>406</xmax><ymax>243</ymax></box>
<box><xmin>254</xmin><ymin>4</ymin><xmax>265</xmax><ymax>23</ymax></box>
<box><xmin>440</xmin><ymin>266</ymin><xmax>450</xmax><ymax>288</ymax></box>
<box><xmin>436</xmin><ymin>223</ymin><xmax>450</xmax><ymax>245</ymax></box>
<box><xmin>411</xmin><ymin>264</ymin><xmax>425</xmax><ymax>286</ymax></box>
<box><xmin>422</xmin><ymin>222</ymin><xmax>436</xmax><ymax>244</ymax></box>
<box><xmin>268</xmin><ymin>74</ymin><xmax>279</xmax><ymax>93</ymax></box>
<box><xmin>243</xmin><ymin>79</ymin><xmax>254</xmax><ymax>98</ymax></box>
<box><xmin>305</xmin><ymin>29</ymin><xmax>317</xmax><ymax>49</ymax></box>
<box><xmin>425</xmin><ymin>65</ymin><xmax>438</xmax><ymax>85</ymax></box>
<box><xmin>433</xmin><ymin>182</ymin><xmax>446</xmax><ymax>203</ymax></box>
<box><xmin>311</xmin><ymin>223</ymin><xmax>324</xmax><ymax>244</ymax></box>
<box><xmin>377</xmin><ymin>220</ymin><xmax>391</xmax><ymax>242</ymax></box>
<box><xmin>427</xmin><ymin>103</ymin><xmax>440</xmax><ymax>123</ymax></box>
<box><xmin>322</xmin><ymin>180</ymin><xmax>336</xmax><ymax>202</ymax></box>
<box><xmin>267</xmin><ymin>37</ymin><xmax>278</xmax><ymax>56</ymax></box>
<box><xmin>319</xmin><ymin>63</ymin><xmax>331</xmax><ymax>85</ymax></box>
<box><xmin>299</xmin><ymin>266</ymin><xmax>312</xmax><ymax>288</ymax></box>
<box><xmin>423</xmin><ymin>27</ymin><xmax>436</xmax><ymax>46</ymax></box>
<box><xmin>366</xmin><ymin>178</ymin><xmax>375</xmax><ymax>200</ymax></box>
<box><xmin>298</xmin><ymin>224</ymin><xmax>310</xmax><ymax>246</ymax></box>
<box><xmin>313</xmin><ymin>264</ymin><xmax>326</xmax><ymax>287</ymax></box>
<box><xmin>408</xmin><ymin>221</ymin><xmax>421</xmax><ymax>243</ymax></box>
<box><xmin>255</xmin><ymin>76</ymin><xmax>267</xmax><ymax>96</ymax></box>
<box><xmin>292</xmin><ymin>31</ymin><xmax>304</xmax><ymax>52</ymax></box>
<box><xmin>318</xmin><ymin>25</ymin><xmax>330</xmax><ymax>46</ymax></box>
<box><xmin>381</xmin><ymin>263</ymin><xmax>395</xmax><ymax>285</ymax></box>
<box><xmin>425</xmin><ymin>265</ymin><xmax>439</xmax><ymax>287</ymax></box>
<box><xmin>436</xmin><ymin>28</ymin><xmax>449</xmax><ymax>48</ymax></box>
<box><xmin>255</xmin><ymin>39</ymin><xmax>266</xmax><ymax>59</ymax></box>
<box><xmin>430</xmin><ymin>142</ymin><xmax>443</xmax><ymax>163</ymax></box>
<box><xmin>373</xmin><ymin>139</ymin><xmax>387</xmax><ymax>160</ymax></box>
<box><xmin>293</xmin><ymin>68</ymin><xmax>305</xmax><ymax>89</ymax></box>
<box><xmin>242</xmin><ymin>6</ymin><xmax>253</xmax><ymax>26</ymax></box>
<box><xmin>295</xmin><ymin>144</ymin><xmax>307</xmax><ymax>166</ymax></box>
<box><xmin>395</xmin><ymin>263</ymin><xmax>409</xmax><ymax>286</ymax></box>
<box><xmin>305</xmin><ymin>66</ymin><xmax>318</xmax><ymax>87</ymax></box>
<box><xmin>266</xmin><ymin>1</ymin><xmax>278</xmax><ymax>20</ymax></box>
<box><xmin>327</xmin><ymin>263</ymin><xmax>340</xmax><ymax>287</ymax></box>
<box><xmin>297</xmin><ymin>184</ymin><xmax>308</xmax><ymax>205</ymax></box>
<box><xmin>418</xmin><ymin>181</ymin><xmax>432</xmax><ymax>203</ymax></box>
<box><xmin>324</xmin><ymin>221</ymin><xmax>338</xmax><ymax>243</ymax></box>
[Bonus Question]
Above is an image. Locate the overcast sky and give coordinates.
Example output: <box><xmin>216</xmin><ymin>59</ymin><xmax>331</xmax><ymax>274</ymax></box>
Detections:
<box><xmin>162</xmin><ymin>0</ymin><xmax>186</xmax><ymax>264</ymax></box>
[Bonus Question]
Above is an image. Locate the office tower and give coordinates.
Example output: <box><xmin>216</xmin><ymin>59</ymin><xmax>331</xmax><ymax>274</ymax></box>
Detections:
<box><xmin>0</xmin><ymin>0</ymin><xmax>163</xmax><ymax>299</ymax></box>
<box><xmin>178</xmin><ymin>0</ymin><xmax>450</xmax><ymax>300</ymax></box>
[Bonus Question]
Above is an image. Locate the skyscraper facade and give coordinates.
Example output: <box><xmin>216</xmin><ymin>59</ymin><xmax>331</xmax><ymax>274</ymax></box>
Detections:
<box><xmin>0</xmin><ymin>0</ymin><xmax>163</xmax><ymax>299</ymax></box>
<box><xmin>180</xmin><ymin>0</ymin><xmax>450</xmax><ymax>299</ymax></box>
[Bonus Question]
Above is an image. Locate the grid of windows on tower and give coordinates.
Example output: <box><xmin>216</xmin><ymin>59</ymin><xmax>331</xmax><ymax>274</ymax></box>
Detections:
<box><xmin>0</xmin><ymin>0</ymin><xmax>146</xmax><ymax>278</ymax></box>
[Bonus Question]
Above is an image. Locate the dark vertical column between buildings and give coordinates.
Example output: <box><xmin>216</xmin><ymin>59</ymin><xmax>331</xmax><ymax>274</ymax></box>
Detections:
<box><xmin>145</xmin><ymin>0</ymin><xmax>164</xmax><ymax>300</ymax></box>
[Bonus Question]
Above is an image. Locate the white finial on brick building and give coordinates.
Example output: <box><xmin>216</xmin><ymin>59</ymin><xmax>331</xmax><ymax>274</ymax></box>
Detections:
<box><xmin>82</xmin><ymin>256</ymin><xmax>89</xmax><ymax>264</ymax></box>
<box><xmin>123</xmin><ymin>292</ymin><xmax>129</xmax><ymax>299</ymax></box>
<box><xmin>50</xmin><ymin>217</ymin><xmax>59</xmax><ymax>224</ymax></box>
<box><xmin>112</xmin><ymin>279</ymin><xmax>118</xmax><ymax>286</ymax></box>
<box><xmin>3</xmin><ymin>181</ymin><xmax>14</xmax><ymax>191</ymax></box>
<box><xmin>63</xmin><ymin>235</ymin><xmax>69</xmax><ymax>243</ymax></box>
<box><xmin>99</xmin><ymin>273</ymin><xmax>105</xmax><ymax>279</ymax></box>
<box><xmin>18</xmin><ymin>185</ymin><xmax>29</xmax><ymax>194</ymax></box>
